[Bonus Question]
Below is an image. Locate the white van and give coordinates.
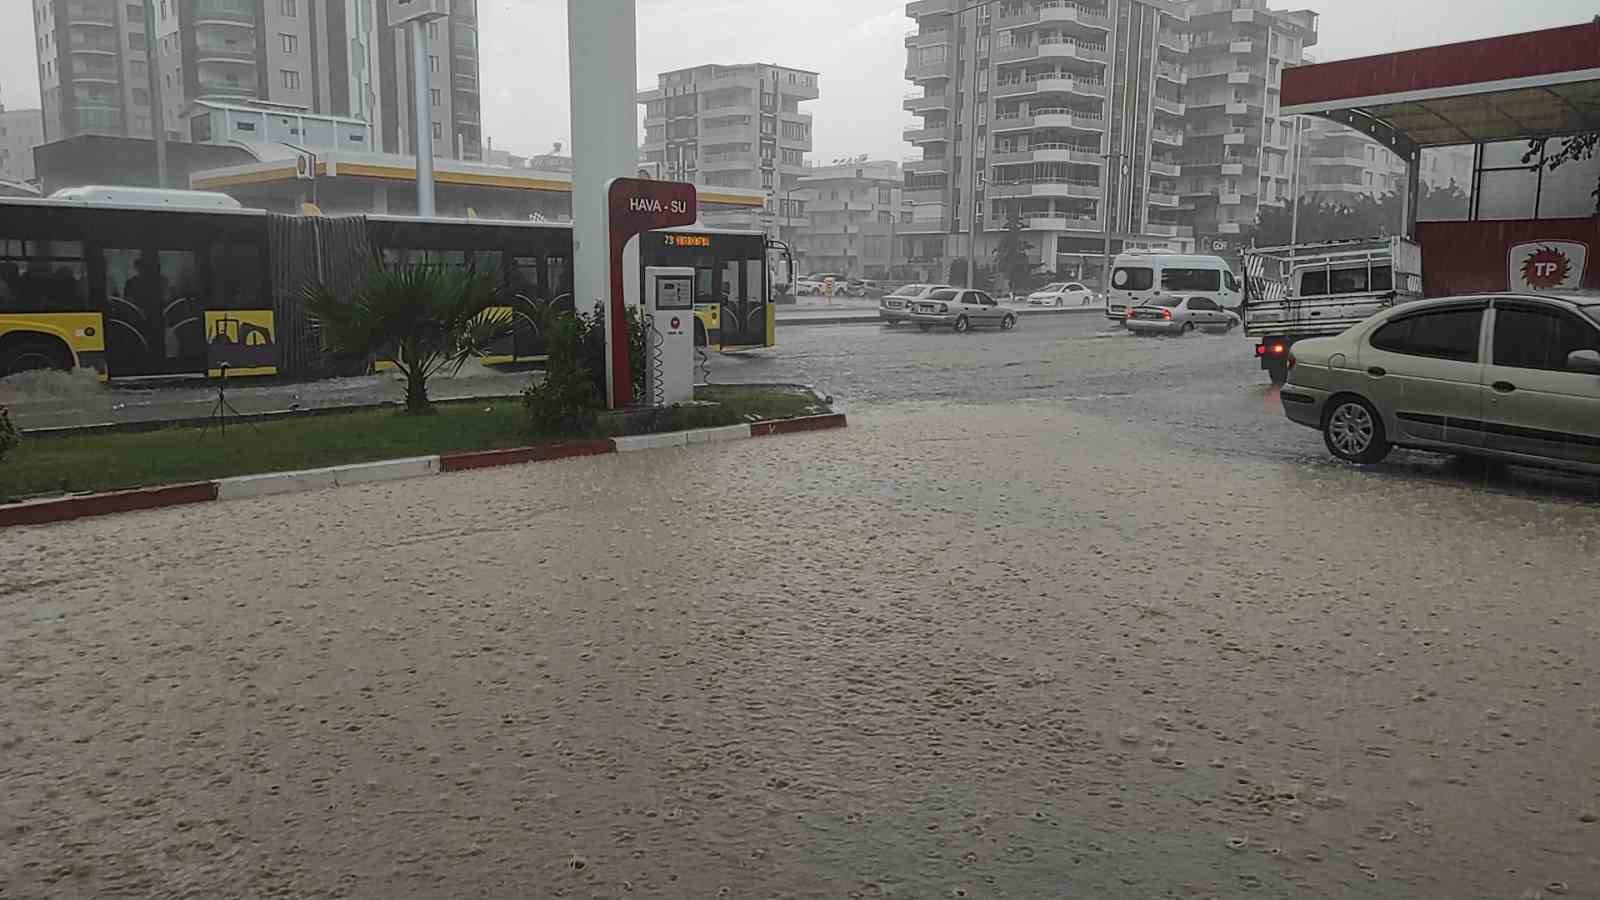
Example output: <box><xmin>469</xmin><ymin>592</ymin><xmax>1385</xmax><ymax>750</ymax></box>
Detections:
<box><xmin>1106</xmin><ymin>252</ymin><xmax>1241</xmax><ymax>324</ymax></box>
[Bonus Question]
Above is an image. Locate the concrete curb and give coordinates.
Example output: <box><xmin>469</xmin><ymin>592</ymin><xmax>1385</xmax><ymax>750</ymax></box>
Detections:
<box><xmin>1</xmin><ymin>415</ymin><xmax>848</xmax><ymax>530</ymax></box>
<box><xmin>777</xmin><ymin>306</ymin><xmax>1107</xmax><ymax>328</ymax></box>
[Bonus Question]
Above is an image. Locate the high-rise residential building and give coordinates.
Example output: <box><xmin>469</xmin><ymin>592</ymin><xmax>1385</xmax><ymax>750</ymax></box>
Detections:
<box><xmin>1177</xmin><ymin>0</ymin><xmax>1317</xmax><ymax>239</ymax></box>
<box><xmin>1298</xmin><ymin>117</ymin><xmax>1406</xmax><ymax>205</ymax></box>
<box><xmin>791</xmin><ymin>158</ymin><xmax>904</xmax><ymax>279</ymax></box>
<box><xmin>0</xmin><ymin>106</ymin><xmax>48</xmax><ymax>183</ymax></box>
<box><xmin>33</xmin><ymin>0</ymin><xmax>481</xmax><ymax>161</ymax></box>
<box><xmin>638</xmin><ymin>63</ymin><xmax>820</xmax><ymax>228</ymax></box>
<box><xmin>902</xmin><ymin>0</ymin><xmax>1192</xmax><ymax>285</ymax></box>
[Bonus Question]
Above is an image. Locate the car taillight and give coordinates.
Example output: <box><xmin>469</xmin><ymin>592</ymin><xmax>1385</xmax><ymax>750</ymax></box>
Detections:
<box><xmin>938</xmin><ymin>303</ymin><xmax>948</xmax><ymax>313</ymax></box>
<box><xmin>1255</xmin><ymin>344</ymin><xmax>1266</xmax><ymax>357</ymax></box>
<box><xmin>1162</xmin><ymin>309</ymin><xmax>1173</xmax><ymax>320</ymax></box>
<box><xmin>1272</xmin><ymin>343</ymin><xmax>1287</xmax><ymax>356</ymax></box>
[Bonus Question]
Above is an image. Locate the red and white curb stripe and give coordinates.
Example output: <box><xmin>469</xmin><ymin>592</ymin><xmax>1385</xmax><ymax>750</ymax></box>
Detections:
<box><xmin>0</xmin><ymin>414</ymin><xmax>846</xmax><ymax>529</ymax></box>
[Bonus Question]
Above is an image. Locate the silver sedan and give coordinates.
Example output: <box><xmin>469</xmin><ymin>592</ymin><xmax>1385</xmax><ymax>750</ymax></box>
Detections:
<box><xmin>1125</xmin><ymin>296</ymin><xmax>1240</xmax><ymax>335</ymax></box>
<box><xmin>1282</xmin><ymin>292</ymin><xmax>1600</xmax><ymax>472</ymax></box>
<box><xmin>909</xmin><ymin>288</ymin><xmax>1019</xmax><ymax>333</ymax></box>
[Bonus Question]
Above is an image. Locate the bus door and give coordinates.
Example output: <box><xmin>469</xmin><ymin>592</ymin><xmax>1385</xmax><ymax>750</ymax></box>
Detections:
<box><xmin>718</xmin><ymin>257</ymin><xmax>768</xmax><ymax>349</ymax></box>
<box><xmin>101</xmin><ymin>247</ymin><xmax>207</xmax><ymax>377</ymax></box>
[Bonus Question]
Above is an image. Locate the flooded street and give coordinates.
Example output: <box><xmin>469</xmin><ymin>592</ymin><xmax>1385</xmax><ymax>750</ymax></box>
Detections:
<box><xmin>4</xmin><ymin>322</ymin><xmax>1600</xmax><ymax>898</ymax></box>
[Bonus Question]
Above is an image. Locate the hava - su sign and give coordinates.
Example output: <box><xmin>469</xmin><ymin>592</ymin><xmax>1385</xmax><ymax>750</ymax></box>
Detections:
<box><xmin>603</xmin><ymin>178</ymin><xmax>698</xmax><ymax>408</ymax></box>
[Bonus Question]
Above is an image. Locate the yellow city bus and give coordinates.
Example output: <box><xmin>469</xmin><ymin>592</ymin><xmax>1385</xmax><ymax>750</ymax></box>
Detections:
<box><xmin>0</xmin><ymin>193</ymin><xmax>781</xmax><ymax>379</ymax></box>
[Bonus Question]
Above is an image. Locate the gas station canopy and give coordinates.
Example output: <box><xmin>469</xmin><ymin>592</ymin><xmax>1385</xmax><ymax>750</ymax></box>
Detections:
<box><xmin>1281</xmin><ymin>21</ymin><xmax>1600</xmax><ymax>157</ymax></box>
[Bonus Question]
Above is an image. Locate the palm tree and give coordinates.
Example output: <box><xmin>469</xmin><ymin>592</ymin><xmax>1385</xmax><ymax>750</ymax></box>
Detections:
<box><xmin>305</xmin><ymin>264</ymin><xmax>513</xmax><ymax>414</ymax></box>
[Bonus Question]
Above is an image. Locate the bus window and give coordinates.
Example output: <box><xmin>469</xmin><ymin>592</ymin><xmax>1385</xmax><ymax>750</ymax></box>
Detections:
<box><xmin>722</xmin><ymin>260</ymin><xmax>742</xmax><ymax>303</ymax></box>
<box><xmin>746</xmin><ymin>259</ymin><xmax>764</xmax><ymax>303</ymax></box>
<box><xmin>0</xmin><ymin>239</ymin><xmax>89</xmax><ymax>312</ymax></box>
<box><xmin>104</xmin><ymin>248</ymin><xmax>202</xmax><ymax>363</ymax></box>
<box><xmin>696</xmin><ymin>267</ymin><xmax>715</xmax><ymax>302</ymax></box>
<box><xmin>209</xmin><ymin>243</ymin><xmax>265</xmax><ymax>310</ymax></box>
<box><xmin>510</xmin><ymin>256</ymin><xmax>541</xmax><ymax>300</ymax></box>
<box><xmin>545</xmin><ymin>256</ymin><xmax>571</xmax><ymax>299</ymax></box>
<box><xmin>471</xmin><ymin>250</ymin><xmax>503</xmax><ymax>278</ymax></box>
<box><xmin>1160</xmin><ymin>268</ymin><xmax>1221</xmax><ymax>292</ymax></box>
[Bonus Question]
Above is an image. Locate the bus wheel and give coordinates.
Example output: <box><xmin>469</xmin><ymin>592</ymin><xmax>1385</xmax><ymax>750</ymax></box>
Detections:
<box><xmin>2</xmin><ymin>335</ymin><xmax>73</xmax><ymax>376</ymax></box>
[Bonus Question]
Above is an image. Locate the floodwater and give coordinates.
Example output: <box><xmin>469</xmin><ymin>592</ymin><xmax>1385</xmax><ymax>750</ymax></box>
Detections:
<box><xmin>3</xmin><ymin>401</ymin><xmax>1598</xmax><ymax>898</ymax></box>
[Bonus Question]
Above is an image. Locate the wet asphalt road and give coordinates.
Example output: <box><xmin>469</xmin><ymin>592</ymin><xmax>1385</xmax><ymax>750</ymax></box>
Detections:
<box><xmin>4</xmin><ymin>316</ymin><xmax>1600</xmax><ymax>899</ymax></box>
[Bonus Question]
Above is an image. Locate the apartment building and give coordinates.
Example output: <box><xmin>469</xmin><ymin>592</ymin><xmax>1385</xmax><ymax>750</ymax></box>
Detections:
<box><xmin>902</xmin><ymin>0</ymin><xmax>1192</xmax><ymax>284</ymax></box>
<box><xmin>638</xmin><ymin>63</ymin><xmax>820</xmax><ymax>229</ymax></box>
<box><xmin>1297</xmin><ymin>117</ymin><xmax>1405</xmax><ymax>205</ymax></box>
<box><xmin>33</xmin><ymin>0</ymin><xmax>481</xmax><ymax>161</ymax></box>
<box><xmin>1177</xmin><ymin>0</ymin><xmax>1317</xmax><ymax>238</ymax></box>
<box><xmin>0</xmin><ymin>107</ymin><xmax>48</xmax><ymax>182</ymax></box>
<box><xmin>790</xmin><ymin>159</ymin><xmax>904</xmax><ymax>278</ymax></box>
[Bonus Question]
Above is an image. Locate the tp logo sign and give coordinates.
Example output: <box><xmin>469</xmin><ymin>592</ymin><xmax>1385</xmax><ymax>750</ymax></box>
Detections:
<box><xmin>1508</xmin><ymin>241</ymin><xmax>1588</xmax><ymax>291</ymax></box>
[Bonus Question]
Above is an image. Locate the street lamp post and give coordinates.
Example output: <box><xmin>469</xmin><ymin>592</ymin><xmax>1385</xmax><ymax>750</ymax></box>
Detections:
<box><xmin>1100</xmin><ymin>151</ymin><xmax>1127</xmax><ymax>299</ymax></box>
<box><xmin>384</xmin><ymin>1</ymin><xmax>448</xmax><ymax>217</ymax></box>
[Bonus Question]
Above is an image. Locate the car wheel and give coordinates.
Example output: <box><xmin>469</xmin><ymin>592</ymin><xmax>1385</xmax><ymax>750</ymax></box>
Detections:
<box><xmin>954</xmin><ymin>315</ymin><xmax>970</xmax><ymax>333</ymax></box>
<box><xmin>1266</xmin><ymin>359</ymin><xmax>1289</xmax><ymax>385</ymax></box>
<box><xmin>917</xmin><ymin>324</ymin><xmax>930</xmax><ymax>333</ymax></box>
<box><xmin>1000</xmin><ymin>314</ymin><xmax>1017</xmax><ymax>331</ymax></box>
<box><xmin>1323</xmin><ymin>395</ymin><xmax>1391</xmax><ymax>464</ymax></box>
<box><xmin>1181</xmin><ymin>321</ymin><xmax>1195</xmax><ymax>335</ymax></box>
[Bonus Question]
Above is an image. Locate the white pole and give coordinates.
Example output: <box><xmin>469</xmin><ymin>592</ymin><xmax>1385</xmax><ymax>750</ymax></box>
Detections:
<box><xmin>411</xmin><ymin>19</ymin><xmax>436</xmax><ymax>217</ymax></box>
<box><xmin>568</xmin><ymin>0</ymin><xmax>639</xmax><ymax>315</ymax></box>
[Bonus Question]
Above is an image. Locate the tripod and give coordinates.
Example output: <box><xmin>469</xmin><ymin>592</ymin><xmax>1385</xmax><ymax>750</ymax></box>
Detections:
<box><xmin>201</xmin><ymin>363</ymin><xmax>252</xmax><ymax>437</ymax></box>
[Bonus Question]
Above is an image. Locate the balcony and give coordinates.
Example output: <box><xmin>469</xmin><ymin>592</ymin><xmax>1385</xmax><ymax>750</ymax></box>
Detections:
<box><xmin>904</xmin><ymin>29</ymin><xmax>952</xmax><ymax>48</ymax></box>
<box><xmin>904</xmin><ymin>157</ymin><xmax>951</xmax><ymax>175</ymax></box>
<box><xmin>1146</xmin><ymin>223</ymin><xmax>1194</xmax><ymax>238</ymax></box>
<box><xmin>1222</xmin><ymin>131</ymin><xmax>1251</xmax><ymax>146</ymax></box>
<box><xmin>905</xmin><ymin>58</ymin><xmax>955</xmax><ymax>80</ymax></box>
<box><xmin>1230</xmin><ymin>8</ymin><xmax>1255</xmax><ymax>23</ymax></box>
<box><xmin>1230</xmin><ymin>40</ymin><xmax>1256</xmax><ymax>54</ymax></box>
<box><xmin>991</xmin><ymin>108</ymin><xmax>1104</xmax><ymax>133</ymax></box>
<box><xmin>196</xmin><ymin>77</ymin><xmax>255</xmax><ymax>97</ymax></box>
<box><xmin>990</xmin><ymin>178</ymin><xmax>1102</xmax><ymax>200</ymax></box>
<box><xmin>993</xmin><ymin>73</ymin><xmax>1106</xmax><ymax>99</ymax></box>
<box><xmin>904</xmin><ymin>187</ymin><xmax>948</xmax><ymax>204</ymax></box>
<box><xmin>903</xmin><ymin>92</ymin><xmax>953</xmax><ymax>112</ymax></box>
<box><xmin>1228</xmin><ymin>70</ymin><xmax>1258</xmax><ymax>85</ymax></box>
<box><xmin>65</xmin><ymin>4</ymin><xmax>115</xmax><ymax>25</ymax></box>
<box><xmin>1218</xmin><ymin>222</ymin><xmax>1243</xmax><ymax>234</ymax></box>
<box><xmin>1150</xmin><ymin>159</ymin><xmax>1181</xmax><ymax>177</ymax></box>
<box><xmin>997</xmin><ymin>36</ymin><xmax>1108</xmax><ymax>64</ymax></box>
<box><xmin>1148</xmin><ymin>191</ymin><xmax>1179</xmax><ymax>207</ymax></box>
<box><xmin>1025</xmin><ymin>212</ymin><xmax>1101</xmax><ymax>231</ymax></box>
<box><xmin>701</xmin><ymin>124</ymin><xmax>751</xmax><ymax>139</ymax></box>
<box><xmin>906</xmin><ymin>0</ymin><xmax>958</xmax><ymax>16</ymax></box>
<box><xmin>903</xmin><ymin>125</ymin><xmax>951</xmax><ymax>143</ymax></box>
<box><xmin>1157</xmin><ymin>31</ymin><xmax>1188</xmax><ymax>52</ymax></box>
<box><xmin>991</xmin><ymin>142</ymin><xmax>1103</xmax><ymax>165</ymax></box>
<box><xmin>193</xmin><ymin>43</ymin><xmax>255</xmax><ymax>64</ymax></box>
<box><xmin>700</xmin><ymin>152</ymin><xmax>757</xmax><ymax>171</ymax></box>
<box><xmin>1152</xmin><ymin>130</ymin><xmax>1184</xmax><ymax>146</ymax></box>
<box><xmin>193</xmin><ymin>0</ymin><xmax>255</xmax><ymax>25</ymax></box>
<box><xmin>1154</xmin><ymin>96</ymin><xmax>1184</xmax><ymax>116</ymax></box>
<box><xmin>1225</xmin><ymin>101</ymin><xmax>1252</xmax><ymax>116</ymax></box>
<box><xmin>996</xmin><ymin>1</ymin><xmax>1112</xmax><ymax>31</ymax></box>
<box><xmin>1218</xmin><ymin>192</ymin><xmax>1244</xmax><ymax>205</ymax></box>
<box><xmin>1155</xmin><ymin>64</ymin><xmax>1186</xmax><ymax>84</ymax></box>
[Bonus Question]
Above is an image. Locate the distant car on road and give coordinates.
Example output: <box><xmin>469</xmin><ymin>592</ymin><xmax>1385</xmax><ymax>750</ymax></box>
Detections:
<box><xmin>795</xmin><ymin>278</ymin><xmax>823</xmax><ymax>296</ymax></box>
<box><xmin>1125</xmin><ymin>296</ymin><xmax>1240</xmax><ymax>335</ymax></box>
<box><xmin>880</xmin><ymin>283</ymin><xmax>950</xmax><ymax>325</ymax></box>
<box><xmin>1028</xmin><ymin>282</ymin><xmax>1099</xmax><ymax>307</ymax></box>
<box><xmin>909</xmin><ymin>288</ymin><xmax>1018</xmax><ymax>333</ymax></box>
<box><xmin>1281</xmin><ymin>292</ymin><xmax>1600</xmax><ymax>472</ymax></box>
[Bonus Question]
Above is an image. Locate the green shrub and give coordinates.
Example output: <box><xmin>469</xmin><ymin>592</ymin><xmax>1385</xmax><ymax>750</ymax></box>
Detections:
<box><xmin>524</xmin><ymin>303</ymin><xmax>649</xmax><ymax>434</ymax></box>
<box><xmin>0</xmin><ymin>405</ymin><xmax>16</xmax><ymax>463</ymax></box>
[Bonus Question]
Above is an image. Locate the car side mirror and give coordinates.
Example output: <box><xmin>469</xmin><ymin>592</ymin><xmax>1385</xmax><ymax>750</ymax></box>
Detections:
<box><xmin>1567</xmin><ymin>349</ymin><xmax>1600</xmax><ymax>374</ymax></box>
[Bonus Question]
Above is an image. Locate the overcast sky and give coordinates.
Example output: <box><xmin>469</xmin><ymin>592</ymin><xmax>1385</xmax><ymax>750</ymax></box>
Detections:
<box><xmin>1</xmin><ymin>0</ymin><xmax>1594</xmax><ymax>161</ymax></box>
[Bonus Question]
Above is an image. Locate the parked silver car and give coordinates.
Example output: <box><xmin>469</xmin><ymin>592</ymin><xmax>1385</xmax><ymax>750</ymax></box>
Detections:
<box><xmin>909</xmin><ymin>288</ymin><xmax>1018</xmax><ymax>333</ymax></box>
<box><xmin>1282</xmin><ymin>293</ymin><xmax>1600</xmax><ymax>473</ymax></box>
<box><xmin>881</xmin><ymin>283</ymin><xmax>950</xmax><ymax>325</ymax></box>
<box><xmin>1124</xmin><ymin>295</ymin><xmax>1240</xmax><ymax>335</ymax></box>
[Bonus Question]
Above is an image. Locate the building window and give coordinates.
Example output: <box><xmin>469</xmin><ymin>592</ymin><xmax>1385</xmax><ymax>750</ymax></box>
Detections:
<box><xmin>429</xmin><ymin>55</ymin><xmax>439</xmax><ymax>73</ymax></box>
<box><xmin>280</xmin><ymin>0</ymin><xmax>296</xmax><ymax>15</ymax></box>
<box><xmin>428</xmin><ymin>21</ymin><xmax>439</xmax><ymax>39</ymax></box>
<box><xmin>432</xmin><ymin>122</ymin><xmax>442</xmax><ymax>139</ymax></box>
<box><xmin>132</xmin><ymin>87</ymin><xmax>149</xmax><ymax>106</ymax></box>
<box><xmin>280</xmin><ymin>69</ymin><xmax>300</xmax><ymax>90</ymax></box>
<box><xmin>430</xmin><ymin>88</ymin><xmax>441</xmax><ymax>106</ymax></box>
<box><xmin>129</xmin><ymin>32</ymin><xmax>146</xmax><ymax>51</ymax></box>
<box><xmin>281</xmin><ymin>33</ymin><xmax>297</xmax><ymax>54</ymax></box>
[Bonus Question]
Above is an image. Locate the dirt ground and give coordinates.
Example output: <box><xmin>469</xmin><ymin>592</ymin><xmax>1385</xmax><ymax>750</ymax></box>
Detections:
<box><xmin>2</xmin><ymin>402</ymin><xmax>1598</xmax><ymax>898</ymax></box>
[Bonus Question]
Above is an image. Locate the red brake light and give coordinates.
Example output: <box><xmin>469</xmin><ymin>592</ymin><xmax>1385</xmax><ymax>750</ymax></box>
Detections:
<box><xmin>1162</xmin><ymin>309</ymin><xmax>1173</xmax><ymax>320</ymax></box>
<box><xmin>1254</xmin><ymin>344</ymin><xmax>1266</xmax><ymax>357</ymax></box>
<box><xmin>1271</xmin><ymin>343</ymin><xmax>1286</xmax><ymax>356</ymax></box>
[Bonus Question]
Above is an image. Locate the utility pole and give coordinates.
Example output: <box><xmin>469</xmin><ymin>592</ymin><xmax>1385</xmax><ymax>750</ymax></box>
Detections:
<box><xmin>962</xmin><ymin>1</ymin><xmax>983</xmax><ymax>288</ymax></box>
<box><xmin>409</xmin><ymin>19</ymin><xmax>437</xmax><ymax>216</ymax></box>
<box><xmin>142</xmin><ymin>0</ymin><xmax>167</xmax><ymax>189</ymax></box>
<box><xmin>1100</xmin><ymin>151</ymin><xmax>1126</xmax><ymax>298</ymax></box>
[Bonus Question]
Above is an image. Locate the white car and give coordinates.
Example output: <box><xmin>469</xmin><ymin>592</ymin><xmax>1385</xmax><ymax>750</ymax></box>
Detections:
<box><xmin>1028</xmin><ymin>282</ymin><xmax>1099</xmax><ymax>307</ymax></box>
<box><xmin>909</xmin><ymin>288</ymin><xmax>1019</xmax><ymax>333</ymax></box>
<box><xmin>794</xmin><ymin>278</ymin><xmax>823</xmax><ymax>296</ymax></box>
<box><xmin>880</xmin><ymin>283</ymin><xmax>950</xmax><ymax>325</ymax></box>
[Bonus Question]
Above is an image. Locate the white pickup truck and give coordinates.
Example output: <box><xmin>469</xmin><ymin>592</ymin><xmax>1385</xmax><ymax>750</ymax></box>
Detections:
<box><xmin>1242</xmin><ymin>237</ymin><xmax>1423</xmax><ymax>384</ymax></box>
